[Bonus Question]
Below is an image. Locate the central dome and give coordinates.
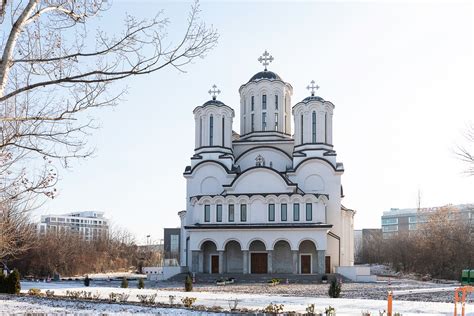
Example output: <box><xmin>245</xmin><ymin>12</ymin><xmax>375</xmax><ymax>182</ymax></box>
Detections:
<box><xmin>248</xmin><ymin>70</ymin><xmax>282</xmax><ymax>83</ymax></box>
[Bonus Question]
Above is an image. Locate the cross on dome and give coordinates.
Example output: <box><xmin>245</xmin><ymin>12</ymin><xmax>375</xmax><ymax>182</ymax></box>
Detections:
<box><xmin>258</xmin><ymin>50</ymin><xmax>274</xmax><ymax>71</ymax></box>
<box><xmin>306</xmin><ymin>80</ymin><xmax>320</xmax><ymax>96</ymax></box>
<box><xmin>208</xmin><ymin>84</ymin><xmax>221</xmax><ymax>100</ymax></box>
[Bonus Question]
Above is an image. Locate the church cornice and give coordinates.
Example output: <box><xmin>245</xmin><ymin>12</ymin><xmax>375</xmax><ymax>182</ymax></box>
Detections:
<box><xmin>288</xmin><ymin>157</ymin><xmax>344</xmax><ymax>173</ymax></box>
<box><xmin>235</xmin><ymin>145</ymin><xmax>293</xmax><ymax>161</ymax></box>
<box><xmin>222</xmin><ymin>165</ymin><xmax>297</xmax><ymax>189</ymax></box>
<box><xmin>189</xmin><ymin>192</ymin><xmax>329</xmax><ymax>202</ymax></box>
<box><xmin>185</xmin><ymin>223</ymin><xmax>333</xmax><ymax>230</ymax></box>
<box><xmin>183</xmin><ymin>160</ymin><xmax>237</xmax><ymax>176</ymax></box>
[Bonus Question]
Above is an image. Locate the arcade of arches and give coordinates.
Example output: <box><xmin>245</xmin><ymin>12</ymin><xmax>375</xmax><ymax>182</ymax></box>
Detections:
<box><xmin>192</xmin><ymin>239</ymin><xmax>326</xmax><ymax>274</ymax></box>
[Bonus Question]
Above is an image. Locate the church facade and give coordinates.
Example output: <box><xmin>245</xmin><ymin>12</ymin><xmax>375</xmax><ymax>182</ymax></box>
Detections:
<box><xmin>179</xmin><ymin>51</ymin><xmax>354</xmax><ymax>275</ymax></box>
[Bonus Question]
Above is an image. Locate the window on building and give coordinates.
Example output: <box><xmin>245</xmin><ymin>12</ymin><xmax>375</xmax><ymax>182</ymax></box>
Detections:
<box><xmin>281</xmin><ymin>204</ymin><xmax>287</xmax><ymax>221</ymax></box>
<box><xmin>409</xmin><ymin>223</ymin><xmax>417</xmax><ymax>230</ymax></box>
<box><xmin>382</xmin><ymin>225</ymin><xmax>398</xmax><ymax>232</ymax></box>
<box><xmin>251</xmin><ymin>96</ymin><xmax>255</xmax><ymax>111</ymax></box>
<box><xmin>262</xmin><ymin>112</ymin><xmax>267</xmax><ymax>131</ymax></box>
<box><xmin>382</xmin><ymin>218</ymin><xmax>398</xmax><ymax>225</ymax></box>
<box><xmin>199</xmin><ymin>117</ymin><xmax>202</xmax><ymax>147</ymax></box>
<box><xmin>209</xmin><ymin>115</ymin><xmax>214</xmax><ymax>146</ymax></box>
<box><xmin>300</xmin><ymin>115</ymin><xmax>304</xmax><ymax>144</ymax></box>
<box><xmin>275</xmin><ymin>95</ymin><xmax>278</xmax><ymax>110</ymax></box>
<box><xmin>204</xmin><ymin>205</ymin><xmax>210</xmax><ymax>222</ymax></box>
<box><xmin>268</xmin><ymin>204</ymin><xmax>275</xmax><ymax>221</ymax></box>
<box><xmin>240</xmin><ymin>204</ymin><xmax>247</xmax><ymax>222</ymax></box>
<box><xmin>325</xmin><ymin>112</ymin><xmax>328</xmax><ymax>143</ymax></box>
<box><xmin>170</xmin><ymin>235</ymin><xmax>179</xmax><ymax>253</ymax></box>
<box><xmin>408</xmin><ymin>216</ymin><xmax>417</xmax><ymax>223</ymax></box>
<box><xmin>216</xmin><ymin>204</ymin><xmax>222</xmax><ymax>222</ymax></box>
<box><xmin>274</xmin><ymin>113</ymin><xmax>278</xmax><ymax>131</ymax></box>
<box><xmin>306</xmin><ymin>203</ymin><xmax>313</xmax><ymax>221</ymax></box>
<box><xmin>222</xmin><ymin>117</ymin><xmax>225</xmax><ymax>146</ymax></box>
<box><xmin>243</xmin><ymin>100</ymin><xmax>246</xmax><ymax>114</ymax></box>
<box><xmin>312</xmin><ymin>111</ymin><xmax>317</xmax><ymax>143</ymax></box>
<box><xmin>229</xmin><ymin>204</ymin><xmax>235</xmax><ymax>222</ymax></box>
<box><xmin>251</xmin><ymin>114</ymin><xmax>255</xmax><ymax>132</ymax></box>
<box><xmin>293</xmin><ymin>203</ymin><xmax>300</xmax><ymax>221</ymax></box>
<box><xmin>262</xmin><ymin>94</ymin><xmax>267</xmax><ymax>110</ymax></box>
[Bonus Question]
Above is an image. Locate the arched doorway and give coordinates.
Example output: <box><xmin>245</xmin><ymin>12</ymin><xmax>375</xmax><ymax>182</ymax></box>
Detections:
<box><xmin>224</xmin><ymin>240</ymin><xmax>243</xmax><ymax>273</ymax></box>
<box><xmin>201</xmin><ymin>240</ymin><xmax>218</xmax><ymax>274</ymax></box>
<box><xmin>299</xmin><ymin>240</ymin><xmax>317</xmax><ymax>274</ymax></box>
<box><xmin>249</xmin><ymin>240</ymin><xmax>267</xmax><ymax>274</ymax></box>
<box><xmin>273</xmin><ymin>240</ymin><xmax>292</xmax><ymax>273</ymax></box>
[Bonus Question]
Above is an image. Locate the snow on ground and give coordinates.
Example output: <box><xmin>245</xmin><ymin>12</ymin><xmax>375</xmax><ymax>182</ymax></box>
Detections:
<box><xmin>9</xmin><ymin>281</ymin><xmax>473</xmax><ymax>315</ymax></box>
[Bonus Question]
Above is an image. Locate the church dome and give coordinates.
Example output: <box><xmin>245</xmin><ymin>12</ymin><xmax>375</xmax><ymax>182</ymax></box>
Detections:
<box><xmin>248</xmin><ymin>70</ymin><xmax>282</xmax><ymax>83</ymax></box>
<box><xmin>202</xmin><ymin>99</ymin><xmax>226</xmax><ymax>107</ymax></box>
<box><xmin>301</xmin><ymin>95</ymin><xmax>325</xmax><ymax>103</ymax></box>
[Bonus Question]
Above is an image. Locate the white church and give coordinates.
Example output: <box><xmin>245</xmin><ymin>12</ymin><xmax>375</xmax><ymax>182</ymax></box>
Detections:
<box><xmin>179</xmin><ymin>51</ymin><xmax>355</xmax><ymax>275</ymax></box>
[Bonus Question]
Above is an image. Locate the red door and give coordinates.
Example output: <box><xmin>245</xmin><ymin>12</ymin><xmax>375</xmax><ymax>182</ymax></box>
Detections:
<box><xmin>301</xmin><ymin>255</ymin><xmax>311</xmax><ymax>274</ymax></box>
<box><xmin>211</xmin><ymin>255</ymin><xmax>219</xmax><ymax>274</ymax></box>
<box><xmin>251</xmin><ymin>253</ymin><xmax>268</xmax><ymax>273</ymax></box>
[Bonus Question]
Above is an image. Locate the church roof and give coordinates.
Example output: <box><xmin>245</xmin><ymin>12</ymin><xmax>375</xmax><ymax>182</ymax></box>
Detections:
<box><xmin>201</xmin><ymin>99</ymin><xmax>226</xmax><ymax>107</ymax></box>
<box><xmin>301</xmin><ymin>95</ymin><xmax>325</xmax><ymax>103</ymax></box>
<box><xmin>248</xmin><ymin>70</ymin><xmax>282</xmax><ymax>83</ymax></box>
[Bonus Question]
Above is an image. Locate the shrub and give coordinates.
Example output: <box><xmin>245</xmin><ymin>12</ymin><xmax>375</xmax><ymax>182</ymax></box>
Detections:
<box><xmin>306</xmin><ymin>303</ymin><xmax>321</xmax><ymax>315</ymax></box>
<box><xmin>66</xmin><ymin>290</ymin><xmax>82</xmax><ymax>299</ymax></box>
<box><xmin>0</xmin><ymin>274</ymin><xmax>5</xmax><ymax>293</ymax></box>
<box><xmin>120</xmin><ymin>277</ymin><xmax>128</xmax><ymax>288</ymax></box>
<box><xmin>264</xmin><ymin>302</ymin><xmax>284</xmax><ymax>314</ymax></box>
<box><xmin>27</xmin><ymin>288</ymin><xmax>42</xmax><ymax>296</ymax></box>
<box><xmin>5</xmin><ymin>270</ymin><xmax>21</xmax><ymax>294</ymax></box>
<box><xmin>328</xmin><ymin>279</ymin><xmax>341</xmax><ymax>298</ymax></box>
<box><xmin>138</xmin><ymin>278</ymin><xmax>145</xmax><ymax>289</ymax></box>
<box><xmin>137</xmin><ymin>294</ymin><xmax>157</xmax><ymax>304</ymax></box>
<box><xmin>181</xmin><ymin>296</ymin><xmax>197</xmax><ymax>308</ymax></box>
<box><xmin>184</xmin><ymin>274</ymin><xmax>193</xmax><ymax>292</ymax></box>
<box><xmin>325</xmin><ymin>305</ymin><xmax>336</xmax><ymax>316</ymax></box>
<box><xmin>228</xmin><ymin>298</ymin><xmax>240</xmax><ymax>311</ymax></box>
<box><xmin>108</xmin><ymin>292</ymin><xmax>129</xmax><ymax>302</ymax></box>
<box><xmin>45</xmin><ymin>290</ymin><xmax>55</xmax><ymax>297</ymax></box>
<box><xmin>169</xmin><ymin>294</ymin><xmax>176</xmax><ymax>305</ymax></box>
<box><xmin>84</xmin><ymin>275</ymin><xmax>90</xmax><ymax>287</ymax></box>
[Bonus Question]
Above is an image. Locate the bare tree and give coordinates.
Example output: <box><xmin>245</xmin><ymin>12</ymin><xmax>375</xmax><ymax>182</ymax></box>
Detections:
<box><xmin>0</xmin><ymin>200</ymin><xmax>36</xmax><ymax>263</ymax></box>
<box><xmin>455</xmin><ymin>122</ymin><xmax>474</xmax><ymax>176</ymax></box>
<box><xmin>0</xmin><ymin>0</ymin><xmax>218</xmax><ymax>260</ymax></box>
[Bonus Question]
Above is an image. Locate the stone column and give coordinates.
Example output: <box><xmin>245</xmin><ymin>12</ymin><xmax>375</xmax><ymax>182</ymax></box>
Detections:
<box><xmin>191</xmin><ymin>251</ymin><xmax>200</xmax><ymax>273</ymax></box>
<box><xmin>292</xmin><ymin>250</ymin><xmax>299</xmax><ymax>274</ymax></box>
<box><xmin>317</xmin><ymin>250</ymin><xmax>326</xmax><ymax>274</ymax></box>
<box><xmin>198</xmin><ymin>252</ymin><xmax>204</xmax><ymax>273</ymax></box>
<box><xmin>218</xmin><ymin>251</ymin><xmax>224</xmax><ymax>274</ymax></box>
<box><xmin>243</xmin><ymin>250</ymin><xmax>249</xmax><ymax>274</ymax></box>
<box><xmin>267</xmin><ymin>250</ymin><xmax>273</xmax><ymax>274</ymax></box>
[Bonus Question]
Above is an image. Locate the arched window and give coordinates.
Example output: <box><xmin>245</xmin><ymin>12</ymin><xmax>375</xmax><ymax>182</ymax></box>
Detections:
<box><xmin>209</xmin><ymin>115</ymin><xmax>214</xmax><ymax>146</ymax></box>
<box><xmin>325</xmin><ymin>112</ymin><xmax>328</xmax><ymax>143</ymax></box>
<box><xmin>199</xmin><ymin>117</ymin><xmax>203</xmax><ymax>147</ymax></box>
<box><xmin>300</xmin><ymin>115</ymin><xmax>304</xmax><ymax>144</ymax></box>
<box><xmin>312</xmin><ymin>111</ymin><xmax>317</xmax><ymax>143</ymax></box>
<box><xmin>222</xmin><ymin>117</ymin><xmax>225</xmax><ymax>147</ymax></box>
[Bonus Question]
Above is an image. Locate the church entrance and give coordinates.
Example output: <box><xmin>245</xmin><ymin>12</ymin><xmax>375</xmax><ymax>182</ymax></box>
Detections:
<box><xmin>325</xmin><ymin>256</ymin><xmax>331</xmax><ymax>274</ymax></box>
<box><xmin>300</xmin><ymin>254</ymin><xmax>311</xmax><ymax>274</ymax></box>
<box><xmin>251</xmin><ymin>253</ymin><xmax>267</xmax><ymax>273</ymax></box>
<box><xmin>211</xmin><ymin>255</ymin><xmax>219</xmax><ymax>274</ymax></box>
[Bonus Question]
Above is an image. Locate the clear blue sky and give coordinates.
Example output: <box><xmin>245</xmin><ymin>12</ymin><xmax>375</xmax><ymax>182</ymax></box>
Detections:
<box><xmin>37</xmin><ymin>1</ymin><xmax>474</xmax><ymax>244</ymax></box>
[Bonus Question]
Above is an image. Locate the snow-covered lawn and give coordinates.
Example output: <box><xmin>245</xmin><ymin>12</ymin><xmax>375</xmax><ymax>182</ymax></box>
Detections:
<box><xmin>3</xmin><ymin>281</ymin><xmax>470</xmax><ymax>315</ymax></box>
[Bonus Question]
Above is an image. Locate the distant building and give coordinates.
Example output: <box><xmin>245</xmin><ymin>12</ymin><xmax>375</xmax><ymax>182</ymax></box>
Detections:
<box><xmin>163</xmin><ymin>228</ymin><xmax>180</xmax><ymax>261</ymax></box>
<box><xmin>37</xmin><ymin>211</ymin><xmax>108</xmax><ymax>241</ymax></box>
<box><xmin>381</xmin><ymin>204</ymin><xmax>474</xmax><ymax>238</ymax></box>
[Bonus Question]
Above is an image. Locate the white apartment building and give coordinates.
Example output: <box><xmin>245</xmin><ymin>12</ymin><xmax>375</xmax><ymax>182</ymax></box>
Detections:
<box><xmin>37</xmin><ymin>211</ymin><xmax>108</xmax><ymax>240</ymax></box>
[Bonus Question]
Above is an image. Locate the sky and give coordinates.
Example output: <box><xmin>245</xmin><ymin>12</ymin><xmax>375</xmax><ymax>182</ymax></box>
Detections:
<box><xmin>36</xmin><ymin>1</ymin><xmax>474</xmax><ymax>244</ymax></box>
